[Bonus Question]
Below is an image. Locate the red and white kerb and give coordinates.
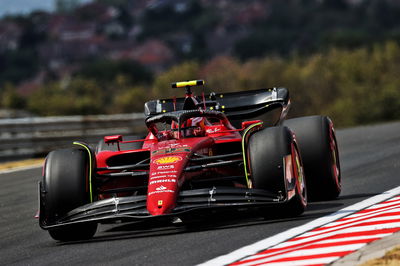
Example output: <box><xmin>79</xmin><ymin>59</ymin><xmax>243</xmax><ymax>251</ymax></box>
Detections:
<box><xmin>231</xmin><ymin>195</ymin><xmax>400</xmax><ymax>266</ymax></box>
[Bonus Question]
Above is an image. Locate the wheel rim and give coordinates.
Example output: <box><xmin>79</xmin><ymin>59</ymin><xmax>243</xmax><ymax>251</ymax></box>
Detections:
<box><xmin>329</xmin><ymin>124</ymin><xmax>341</xmax><ymax>190</ymax></box>
<box><xmin>292</xmin><ymin>143</ymin><xmax>307</xmax><ymax>205</ymax></box>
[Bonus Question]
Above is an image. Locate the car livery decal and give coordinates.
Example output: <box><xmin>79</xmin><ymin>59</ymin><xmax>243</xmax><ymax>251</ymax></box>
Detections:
<box><xmin>149</xmin><ymin>179</ymin><xmax>177</xmax><ymax>185</ymax></box>
<box><xmin>153</xmin><ymin>156</ymin><xmax>182</xmax><ymax>164</ymax></box>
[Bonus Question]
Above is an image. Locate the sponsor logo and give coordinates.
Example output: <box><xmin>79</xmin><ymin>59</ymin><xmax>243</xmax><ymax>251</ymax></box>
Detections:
<box><xmin>156</xmin><ymin>185</ymin><xmax>167</xmax><ymax>191</ymax></box>
<box><xmin>154</xmin><ymin>156</ymin><xmax>182</xmax><ymax>164</ymax></box>
<box><xmin>167</xmin><ymin>143</ymin><xmax>188</xmax><ymax>148</ymax></box>
<box><xmin>149</xmin><ymin>179</ymin><xmax>176</xmax><ymax>185</ymax></box>
<box><xmin>148</xmin><ymin>190</ymin><xmax>175</xmax><ymax>196</ymax></box>
<box><xmin>206</xmin><ymin>127</ymin><xmax>221</xmax><ymax>134</ymax></box>
<box><xmin>151</xmin><ymin>171</ymin><xmax>177</xmax><ymax>176</ymax></box>
<box><xmin>157</xmin><ymin>165</ymin><xmax>174</xmax><ymax>170</ymax></box>
<box><xmin>150</xmin><ymin>174</ymin><xmax>177</xmax><ymax>180</ymax></box>
<box><xmin>150</xmin><ymin>175</ymin><xmax>167</xmax><ymax>179</ymax></box>
<box><xmin>155</xmin><ymin>170</ymin><xmax>177</xmax><ymax>174</ymax></box>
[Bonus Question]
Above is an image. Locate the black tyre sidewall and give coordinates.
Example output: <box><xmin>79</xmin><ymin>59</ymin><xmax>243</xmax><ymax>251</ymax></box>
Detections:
<box><xmin>248</xmin><ymin>126</ymin><xmax>292</xmax><ymax>193</ymax></box>
<box><xmin>284</xmin><ymin>116</ymin><xmax>341</xmax><ymax>200</ymax></box>
<box><xmin>43</xmin><ymin>149</ymin><xmax>89</xmax><ymax>223</ymax></box>
<box><xmin>248</xmin><ymin>126</ymin><xmax>307</xmax><ymax>216</ymax></box>
<box><xmin>42</xmin><ymin>148</ymin><xmax>97</xmax><ymax>241</ymax></box>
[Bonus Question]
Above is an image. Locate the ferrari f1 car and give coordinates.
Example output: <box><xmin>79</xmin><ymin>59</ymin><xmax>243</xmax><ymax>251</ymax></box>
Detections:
<box><xmin>38</xmin><ymin>80</ymin><xmax>341</xmax><ymax>241</ymax></box>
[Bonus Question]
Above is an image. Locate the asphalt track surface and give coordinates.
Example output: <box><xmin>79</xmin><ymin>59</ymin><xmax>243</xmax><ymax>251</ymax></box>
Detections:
<box><xmin>1</xmin><ymin>121</ymin><xmax>400</xmax><ymax>266</ymax></box>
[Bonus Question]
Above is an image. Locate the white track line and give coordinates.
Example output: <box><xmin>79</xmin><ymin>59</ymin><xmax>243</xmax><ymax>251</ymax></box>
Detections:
<box><xmin>198</xmin><ymin>185</ymin><xmax>400</xmax><ymax>266</ymax></box>
<box><xmin>238</xmin><ymin>256</ymin><xmax>341</xmax><ymax>266</ymax></box>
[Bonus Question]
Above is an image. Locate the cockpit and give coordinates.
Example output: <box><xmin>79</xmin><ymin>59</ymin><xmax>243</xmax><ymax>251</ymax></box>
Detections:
<box><xmin>145</xmin><ymin>110</ymin><xmax>235</xmax><ymax>140</ymax></box>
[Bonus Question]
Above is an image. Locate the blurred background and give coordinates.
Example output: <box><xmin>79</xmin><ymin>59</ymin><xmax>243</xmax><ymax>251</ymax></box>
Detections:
<box><xmin>1</xmin><ymin>0</ymin><xmax>400</xmax><ymax>160</ymax></box>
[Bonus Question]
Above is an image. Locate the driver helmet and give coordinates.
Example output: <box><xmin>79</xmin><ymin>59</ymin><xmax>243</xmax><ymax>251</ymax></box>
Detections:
<box><xmin>186</xmin><ymin>117</ymin><xmax>205</xmax><ymax>136</ymax></box>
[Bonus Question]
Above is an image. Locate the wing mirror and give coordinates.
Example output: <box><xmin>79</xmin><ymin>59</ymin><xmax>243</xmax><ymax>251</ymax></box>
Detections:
<box><xmin>104</xmin><ymin>135</ymin><xmax>123</xmax><ymax>151</ymax></box>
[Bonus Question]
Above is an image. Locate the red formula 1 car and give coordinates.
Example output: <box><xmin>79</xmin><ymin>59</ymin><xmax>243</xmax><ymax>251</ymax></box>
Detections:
<box><xmin>38</xmin><ymin>80</ymin><xmax>341</xmax><ymax>241</ymax></box>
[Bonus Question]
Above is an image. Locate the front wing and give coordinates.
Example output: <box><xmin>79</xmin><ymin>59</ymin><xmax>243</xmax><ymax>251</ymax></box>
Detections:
<box><xmin>39</xmin><ymin>186</ymin><xmax>288</xmax><ymax>229</ymax></box>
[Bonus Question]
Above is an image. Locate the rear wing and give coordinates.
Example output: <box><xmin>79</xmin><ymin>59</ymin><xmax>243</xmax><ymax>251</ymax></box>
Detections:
<box><xmin>144</xmin><ymin>87</ymin><xmax>290</xmax><ymax>121</ymax></box>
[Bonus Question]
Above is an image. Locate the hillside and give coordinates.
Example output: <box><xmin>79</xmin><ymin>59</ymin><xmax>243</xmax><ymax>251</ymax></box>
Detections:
<box><xmin>0</xmin><ymin>0</ymin><xmax>400</xmax><ymax>126</ymax></box>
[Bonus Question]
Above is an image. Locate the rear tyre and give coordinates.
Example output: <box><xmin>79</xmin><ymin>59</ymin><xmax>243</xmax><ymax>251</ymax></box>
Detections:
<box><xmin>96</xmin><ymin>135</ymin><xmax>144</xmax><ymax>152</ymax></box>
<box><xmin>42</xmin><ymin>148</ymin><xmax>97</xmax><ymax>241</ymax></box>
<box><xmin>283</xmin><ymin>116</ymin><xmax>341</xmax><ymax>200</ymax></box>
<box><xmin>247</xmin><ymin>126</ymin><xmax>307</xmax><ymax>217</ymax></box>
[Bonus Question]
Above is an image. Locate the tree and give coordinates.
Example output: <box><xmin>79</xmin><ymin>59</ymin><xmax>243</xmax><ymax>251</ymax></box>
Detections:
<box><xmin>153</xmin><ymin>61</ymin><xmax>200</xmax><ymax>98</ymax></box>
<box><xmin>76</xmin><ymin>59</ymin><xmax>153</xmax><ymax>85</ymax></box>
<box><xmin>200</xmin><ymin>56</ymin><xmax>242</xmax><ymax>91</ymax></box>
<box><xmin>1</xmin><ymin>83</ymin><xmax>26</xmax><ymax>109</ymax></box>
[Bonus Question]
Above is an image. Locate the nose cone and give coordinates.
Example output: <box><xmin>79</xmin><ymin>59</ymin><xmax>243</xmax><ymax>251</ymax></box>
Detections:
<box><xmin>147</xmin><ymin>183</ymin><xmax>178</xmax><ymax>215</ymax></box>
<box><xmin>147</xmin><ymin>197</ymin><xmax>174</xmax><ymax>215</ymax></box>
<box><xmin>147</xmin><ymin>139</ymin><xmax>194</xmax><ymax>216</ymax></box>
<box><xmin>147</xmin><ymin>154</ymin><xmax>184</xmax><ymax>216</ymax></box>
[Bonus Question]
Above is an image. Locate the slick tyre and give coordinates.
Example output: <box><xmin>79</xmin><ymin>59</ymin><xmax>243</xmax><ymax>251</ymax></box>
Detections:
<box><xmin>42</xmin><ymin>148</ymin><xmax>97</xmax><ymax>241</ymax></box>
<box><xmin>96</xmin><ymin>135</ymin><xmax>144</xmax><ymax>152</ymax></box>
<box><xmin>248</xmin><ymin>126</ymin><xmax>307</xmax><ymax>217</ymax></box>
<box><xmin>283</xmin><ymin>116</ymin><xmax>341</xmax><ymax>200</ymax></box>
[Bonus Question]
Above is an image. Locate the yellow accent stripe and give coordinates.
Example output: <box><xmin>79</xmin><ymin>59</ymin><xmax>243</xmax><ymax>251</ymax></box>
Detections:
<box><xmin>73</xmin><ymin>142</ymin><xmax>93</xmax><ymax>202</ymax></box>
<box><xmin>171</xmin><ymin>80</ymin><xmax>204</xmax><ymax>88</ymax></box>
<box><xmin>242</xmin><ymin>122</ymin><xmax>263</xmax><ymax>188</ymax></box>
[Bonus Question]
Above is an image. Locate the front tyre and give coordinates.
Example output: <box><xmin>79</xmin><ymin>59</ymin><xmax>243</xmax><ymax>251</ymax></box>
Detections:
<box><xmin>247</xmin><ymin>126</ymin><xmax>307</xmax><ymax>217</ymax></box>
<box><xmin>42</xmin><ymin>148</ymin><xmax>97</xmax><ymax>241</ymax></box>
